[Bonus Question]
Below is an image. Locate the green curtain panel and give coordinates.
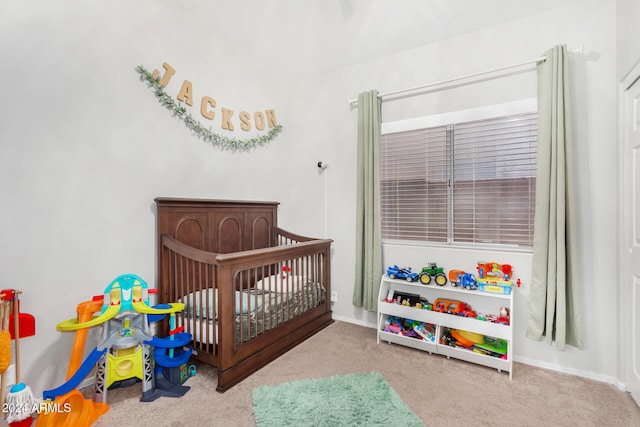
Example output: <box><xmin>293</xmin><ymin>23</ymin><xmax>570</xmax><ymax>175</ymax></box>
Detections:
<box><xmin>526</xmin><ymin>45</ymin><xmax>583</xmax><ymax>350</ymax></box>
<box><xmin>353</xmin><ymin>90</ymin><xmax>383</xmax><ymax>311</ymax></box>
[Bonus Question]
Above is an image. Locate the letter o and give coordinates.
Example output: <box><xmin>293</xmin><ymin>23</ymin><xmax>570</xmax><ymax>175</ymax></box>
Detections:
<box><xmin>254</xmin><ymin>112</ymin><xmax>265</xmax><ymax>130</ymax></box>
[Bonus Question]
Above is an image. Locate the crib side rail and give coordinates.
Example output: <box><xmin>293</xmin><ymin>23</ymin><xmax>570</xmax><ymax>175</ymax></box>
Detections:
<box><xmin>159</xmin><ymin>233</ymin><xmax>333</xmax><ymax>390</ymax></box>
<box><xmin>275</xmin><ymin>227</ymin><xmax>320</xmax><ymax>244</ymax></box>
<box><xmin>215</xmin><ymin>238</ymin><xmax>332</xmax><ymax>266</ymax></box>
<box><xmin>215</xmin><ymin>238</ymin><xmax>332</xmax><ymax>379</ymax></box>
<box><xmin>160</xmin><ymin>234</ymin><xmax>219</xmax><ymax>364</ymax></box>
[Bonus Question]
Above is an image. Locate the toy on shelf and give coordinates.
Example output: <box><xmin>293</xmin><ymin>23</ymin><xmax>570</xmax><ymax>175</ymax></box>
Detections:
<box><xmin>476</xmin><ymin>262</ymin><xmax>512</xmax><ymax>280</ymax></box>
<box><xmin>384</xmin><ymin>289</ymin><xmax>433</xmax><ymax>310</ymax></box>
<box><xmin>386</xmin><ymin>265</ymin><xmax>419</xmax><ymax>282</ymax></box>
<box><xmin>448</xmin><ymin>270</ymin><xmax>478</xmax><ymax>290</ymax></box>
<box><xmin>497</xmin><ymin>307</ymin><xmax>510</xmax><ymax>325</ymax></box>
<box><xmin>476</xmin><ymin>262</ymin><xmax>514</xmax><ymax>295</ymax></box>
<box><xmin>474</xmin><ymin>336</ymin><xmax>508</xmax><ymax>359</ymax></box>
<box><xmin>476</xmin><ymin>307</ymin><xmax>511</xmax><ymax>325</ymax></box>
<box><xmin>450</xmin><ymin>329</ymin><xmax>484</xmax><ymax>349</ymax></box>
<box><xmin>413</xmin><ymin>323</ymin><xmax>436</xmax><ymax>342</ymax></box>
<box><xmin>432</xmin><ymin>299</ymin><xmax>477</xmax><ymax>318</ymax></box>
<box><xmin>383</xmin><ymin>316</ymin><xmax>435</xmax><ymax>342</ymax></box>
<box><xmin>440</xmin><ymin>328</ymin><xmax>507</xmax><ymax>359</ymax></box>
<box><xmin>36</xmin><ymin>274</ymin><xmax>193</xmax><ymax>427</ymax></box>
<box><xmin>418</xmin><ymin>263</ymin><xmax>448</xmax><ymax>286</ymax></box>
<box><xmin>383</xmin><ymin>317</ymin><xmax>404</xmax><ymax>335</ymax></box>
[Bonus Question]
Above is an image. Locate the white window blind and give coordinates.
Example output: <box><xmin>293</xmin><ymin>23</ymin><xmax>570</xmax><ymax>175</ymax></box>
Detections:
<box><xmin>381</xmin><ymin>111</ymin><xmax>537</xmax><ymax>247</ymax></box>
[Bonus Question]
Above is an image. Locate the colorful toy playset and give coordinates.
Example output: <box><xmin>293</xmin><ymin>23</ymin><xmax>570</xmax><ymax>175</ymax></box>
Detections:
<box><xmin>385</xmin><ymin>262</ymin><xmax>513</xmax><ymax>327</ymax></box>
<box><xmin>386</xmin><ymin>261</ymin><xmax>520</xmax><ymax>295</ymax></box>
<box><xmin>33</xmin><ymin>274</ymin><xmax>194</xmax><ymax>427</ymax></box>
<box><xmin>475</xmin><ymin>262</ymin><xmax>515</xmax><ymax>294</ymax></box>
<box><xmin>383</xmin><ymin>260</ymin><xmax>515</xmax><ymax>364</ymax></box>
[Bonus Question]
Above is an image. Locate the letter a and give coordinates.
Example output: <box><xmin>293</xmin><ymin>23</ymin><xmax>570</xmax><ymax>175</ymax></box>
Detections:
<box><xmin>177</xmin><ymin>80</ymin><xmax>194</xmax><ymax>106</ymax></box>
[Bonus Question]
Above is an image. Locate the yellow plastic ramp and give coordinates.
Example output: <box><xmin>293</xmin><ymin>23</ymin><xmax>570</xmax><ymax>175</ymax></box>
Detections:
<box><xmin>56</xmin><ymin>304</ymin><xmax>121</xmax><ymax>331</ymax></box>
<box><xmin>132</xmin><ymin>301</ymin><xmax>184</xmax><ymax>314</ymax></box>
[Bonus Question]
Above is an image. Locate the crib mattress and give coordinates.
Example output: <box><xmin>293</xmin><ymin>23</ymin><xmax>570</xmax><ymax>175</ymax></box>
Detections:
<box><xmin>179</xmin><ymin>280</ymin><xmax>326</xmax><ymax>344</ymax></box>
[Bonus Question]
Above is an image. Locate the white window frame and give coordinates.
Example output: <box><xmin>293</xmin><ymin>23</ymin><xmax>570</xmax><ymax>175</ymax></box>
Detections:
<box><xmin>381</xmin><ymin>98</ymin><xmax>537</xmax><ymax>252</ymax></box>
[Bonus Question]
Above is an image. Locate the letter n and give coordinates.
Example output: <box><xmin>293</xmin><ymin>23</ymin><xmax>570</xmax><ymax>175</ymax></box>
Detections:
<box><xmin>265</xmin><ymin>109</ymin><xmax>278</xmax><ymax>128</ymax></box>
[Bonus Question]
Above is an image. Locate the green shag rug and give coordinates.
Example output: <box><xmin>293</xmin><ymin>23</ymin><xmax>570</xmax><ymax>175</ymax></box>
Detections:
<box><xmin>252</xmin><ymin>372</ymin><xmax>425</xmax><ymax>427</ymax></box>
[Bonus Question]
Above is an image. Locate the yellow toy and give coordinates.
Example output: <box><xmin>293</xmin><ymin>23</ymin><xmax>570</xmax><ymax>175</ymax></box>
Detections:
<box><xmin>36</xmin><ymin>274</ymin><xmax>191</xmax><ymax>427</ymax></box>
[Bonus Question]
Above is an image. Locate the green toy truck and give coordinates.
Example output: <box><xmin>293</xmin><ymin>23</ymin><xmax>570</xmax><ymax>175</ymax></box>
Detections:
<box><xmin>419</xmin><ymin>262</ymin><xmax>448</xmax><ymax>286</ymax></box>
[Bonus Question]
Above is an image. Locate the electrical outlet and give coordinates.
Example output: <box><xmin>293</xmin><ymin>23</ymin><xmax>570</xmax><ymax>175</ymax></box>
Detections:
<box><xmin>6</xmin><ymin>363</ymin><xmax>16</xmax><ymax>387</ymax></box>
<box><xmin>330</xmin><ymin>291</ymin><xmax>337</xmax><ymax>303</ymax></box>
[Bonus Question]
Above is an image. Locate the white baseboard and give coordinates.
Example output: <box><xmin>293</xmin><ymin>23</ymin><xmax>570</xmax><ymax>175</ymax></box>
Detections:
<box><xmin>332</xmin><ymin>315</ymin><xmax>628</xmax><ymax>391</ymax></box>
<box><xmin>332</xmin><ymin>313</ymin><xmax>377</xmax><ymax>329</ymax></box>
<box><xmin>81</xmin><ymin>316</ymin><xmax>630</xmax><ymax>393</ymax></box>
<box><xmin>514</xmin><ymin>355</ymin><xmax>625</xmax><ymax>390</ymax></box>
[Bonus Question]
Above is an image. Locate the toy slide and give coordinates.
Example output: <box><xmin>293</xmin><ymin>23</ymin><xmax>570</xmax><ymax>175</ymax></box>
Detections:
<box><xmin>132</xmin><ymin>301</ymin><xmax>184</xmax><ymax>314</ymax></box>
<box><xmin>146</xmin><ymin>333</ymin><xmax>192</xmax><ymax>369</ymax></box>
<box><xmin>145</xmin><ymin>332</ymin><xmax>192</xmax><ymax>349</ymax></box>
<box><xmin>56</xmin><ymin>303</ymin><xmax>120</xmax><ymax>331</ymax></box>
<box><xmin>43</xmin><ymin>347</ymin><xmax>107</xmax><ymax>400</ymax></box>
<box><xmin>146</xmin><ymin>303</ymin><xmax>171</xmax><ymax>323</ymax></box>
<box><xmin>36</xmin><ymin>389</ymin><xmax>108</xmax><ymax>427</ymax></box>
<box><xmin>65</xmin><ymin>299</ymin><xmax>104</xmax><ymax>379</ymax></box>
<box><xmin>153</xmin><ymin>347</ymin><xmax>192</xmax><ymax>369</ymax></box>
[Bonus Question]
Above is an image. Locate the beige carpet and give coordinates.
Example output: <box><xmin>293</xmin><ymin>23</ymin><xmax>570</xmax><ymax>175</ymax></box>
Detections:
<box><xmin>83</xmin><ymin>321</ymin><xmax>639</xmax><ymax>427</ymax></box>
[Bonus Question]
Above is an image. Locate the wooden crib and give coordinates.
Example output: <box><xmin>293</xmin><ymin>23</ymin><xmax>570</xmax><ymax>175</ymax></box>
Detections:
<box><xmin>155</xmin><ymin>198</ymin><xmax>333</xmax><ymax>392</ymax></box>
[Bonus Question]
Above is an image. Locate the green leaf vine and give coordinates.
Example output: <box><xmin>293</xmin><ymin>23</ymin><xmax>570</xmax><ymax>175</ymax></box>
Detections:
<box><xmin>135</xmin><ymin>65</ymin><xmax>282</xmax><ymax>151</ymax></box>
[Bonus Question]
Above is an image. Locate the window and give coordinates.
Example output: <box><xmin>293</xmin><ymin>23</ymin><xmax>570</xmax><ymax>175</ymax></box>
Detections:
<box><xmin>380</xmin><ymin>100</ymin><xmax>537</xmax><ymax>248</ymax></box>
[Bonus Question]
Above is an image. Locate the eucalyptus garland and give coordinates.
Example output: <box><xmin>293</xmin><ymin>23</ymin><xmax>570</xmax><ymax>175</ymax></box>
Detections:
<box><xmin>135</xmin><ymin>65</ymin><xmax>282</xmax><ymax>151</ymax></box>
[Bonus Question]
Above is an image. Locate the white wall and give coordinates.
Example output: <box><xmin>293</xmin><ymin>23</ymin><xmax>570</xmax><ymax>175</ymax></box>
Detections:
<box><xmin>617</xmin><ymin>0</ymin><xmax>640</xmax><ymax>80</ymax></box>
<box><xmin>616</xmin><ymin>0</ymin><xmax>640</xmax><ymax>391</ymax></box>
<box><xmin>0</xmin><ymin>1</ymin><xmax>329</xmax><ymax>395</ymax></box>
<box><xmin>308</xmin><ymin>0</ymin><xmax>619</xmax><ymax>383</ymax></box>
<box><xmin>0</xmin><ymin>0</ymin><xmax>621</xmax><ymax>397</ymax></box>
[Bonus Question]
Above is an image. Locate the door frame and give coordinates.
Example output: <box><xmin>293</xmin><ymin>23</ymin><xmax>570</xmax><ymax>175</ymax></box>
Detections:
<box><xmin>619</xmin><ymin>59</ymin><xmax>640</xmax><ymax>404</ymax></box>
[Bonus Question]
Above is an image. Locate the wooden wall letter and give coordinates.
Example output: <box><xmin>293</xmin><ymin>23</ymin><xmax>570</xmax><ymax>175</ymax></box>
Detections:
<box><xmin>266</xmin><ymin>109</ymin><xmax>278</xmax><ymax>127</ymax></box>
<box><xmin>254</xmin><ymin>112</ymin><xmax>265</xmax><ymax>130</ymax></box>
<box><xmin>221</xmin><ymin>108</ymin><xmax>235</xmax><ymax>131</ymax></box>
<box><xmin>201</xmin><ymin>96</ymin><xmax>216</xmax><ymax>120</ymax></box>
<box><xmin>151</xmin><ymin>62</ymin><xmax>176</xmax><ymax>87</ymax></box>
<box><xmin>177</xmin><ymin>80</ymin><xmax>194</xmax><ymax>106</ymax></box>
<box><xmin>239</xmin><ymin>111</ymin><xmax>251</xmax><ymax>131</ymax></box>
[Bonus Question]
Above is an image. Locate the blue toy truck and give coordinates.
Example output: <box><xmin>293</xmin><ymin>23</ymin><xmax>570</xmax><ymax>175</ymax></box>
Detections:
<box><xmin>448</xmin><ymin>270</ymin><xmax>478</xmax><ymax>290</ymax></box>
